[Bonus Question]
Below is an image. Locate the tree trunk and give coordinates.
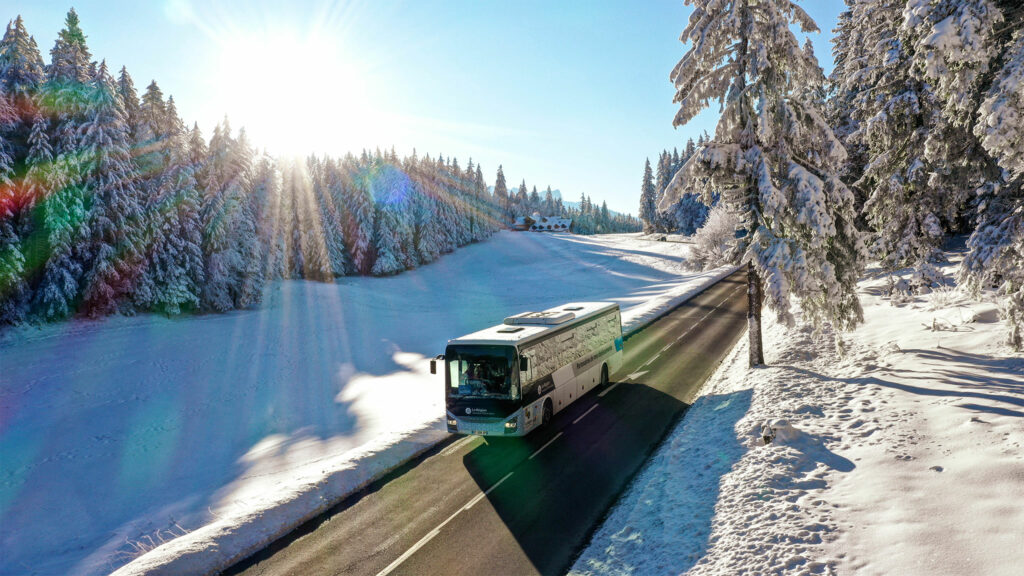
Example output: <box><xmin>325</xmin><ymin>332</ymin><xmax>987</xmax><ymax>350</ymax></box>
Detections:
<box><xmin>747</xmin><ymin>260</ymin><xmax>764</xmax><ymax>367</ymax></box>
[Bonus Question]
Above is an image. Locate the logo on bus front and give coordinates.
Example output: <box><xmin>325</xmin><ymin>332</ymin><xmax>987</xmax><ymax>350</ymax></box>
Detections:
<box><xmin>464</xmin><ymin>407</ymin><xmax>489</xmax><ymax>416</ymax></box>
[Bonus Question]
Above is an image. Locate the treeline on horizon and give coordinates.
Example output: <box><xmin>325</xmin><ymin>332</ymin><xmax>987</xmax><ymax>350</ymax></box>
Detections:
<box><xmin>0</xmin><ymin>10</ymin><xmax>639</xmax><ymax>328</ymax></box>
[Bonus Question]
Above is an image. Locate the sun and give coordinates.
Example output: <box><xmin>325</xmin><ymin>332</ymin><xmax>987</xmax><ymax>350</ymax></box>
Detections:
<box><xmin>214</xmin><ymin>30</ymin><xmax>381</xmax><ymax>156</ymax></box>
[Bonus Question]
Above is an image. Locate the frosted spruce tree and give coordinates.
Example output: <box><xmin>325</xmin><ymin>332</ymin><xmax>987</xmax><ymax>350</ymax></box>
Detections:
<box><xmin>903</xmin><ymin>0</ymin><xmax>1024</xmax><ymax>348</ymax></box>
<box><xmin>148</xmin><ymin>99</ymin><xmax>205</xmax><ymax>314</ymax></box>
<box><xmin>837</xmin><ymin>0</ymin><xmax>963</xmax><ymax>287</ymax></box>
<box><xmin>493</xmin><ymin>165</ymin><xmax>508</xmax><ymax>222</ymax></box>
<box><xmin>639</xmin><ymin>158</ymin><xmax>657</xmax><ymax>232</ymax></box>
<box><xmin>0</xmin><ymin>16</ymin><xmax>45</xmax><ymax>105</ymax></box>
<box><xmin>79</xmin><ymin>61</ymin><xmax>147</xmax><ymax>317</ymax></box>
<box><xmin>0</xmin><ymin>88</ymin><xmax>28</xmax><ymax>325</ymax></box>
<box><xmin>663</xmin><ymin>0</ymin><xmax>866</xmax><ymax>365</ymax></box>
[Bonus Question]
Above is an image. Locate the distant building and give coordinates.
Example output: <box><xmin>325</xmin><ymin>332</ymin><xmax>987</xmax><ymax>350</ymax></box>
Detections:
<box><xmin>513</xmin><ymin>215</ymin><xmax>536</xmax><ymax>231</ymax></box>
<box><xmin>529</xmin><ymin>216</ymin><xmax>572</xmax><ymax>233</ymax></box>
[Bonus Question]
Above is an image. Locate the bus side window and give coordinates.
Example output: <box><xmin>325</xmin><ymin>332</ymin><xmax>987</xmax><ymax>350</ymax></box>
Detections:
<box><xmin>449</xmin><ymin>359</ymin><xmax>462</xmax><ymax>390</ymax></box>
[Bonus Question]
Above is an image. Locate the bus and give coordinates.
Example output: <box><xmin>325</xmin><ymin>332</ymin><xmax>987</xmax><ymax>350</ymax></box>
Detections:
<box><xmin>431</xmin><ymin>302</ymin><xmax>624</xmax><ymax>437</ymax></box>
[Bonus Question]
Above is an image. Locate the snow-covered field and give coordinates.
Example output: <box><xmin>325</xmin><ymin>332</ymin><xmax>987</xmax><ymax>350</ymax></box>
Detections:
<box><xmin>0</xmin><ymin>231</ymin><xmax>735</xmax><ymax>576</ymax></box>
<box><xmin>572</xmin><ymin>250</ymin><xmax>1024</xmax><ymax>575</ymax></box>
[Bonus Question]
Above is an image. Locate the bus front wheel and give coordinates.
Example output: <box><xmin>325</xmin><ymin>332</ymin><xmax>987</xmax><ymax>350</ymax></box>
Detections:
<box><xmin>542</xmin><ymin>400</ymin><xmax>553</xmax><ymax>426</ymax></box>
<box><xmin>600</xmin><ymin>364</ymin><xmax>609</xmax><ymax>386</ymax></box>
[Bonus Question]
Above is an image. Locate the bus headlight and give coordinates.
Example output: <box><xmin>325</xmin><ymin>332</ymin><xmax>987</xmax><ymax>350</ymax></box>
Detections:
<box><xmin>504</xmin><ymin>419</ymin><xmax>518</xmax><ymax>434</ymax></box>
<box><xmin>447</xmin><ymin>418</ymin><xmax>458</xmax><ymax>430</ymax></box>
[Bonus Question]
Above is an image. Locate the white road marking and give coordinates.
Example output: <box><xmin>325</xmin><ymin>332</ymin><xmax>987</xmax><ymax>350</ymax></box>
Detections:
<box><xmin>463</xmin><ymin>471</ymin><xmax>514</xmax><ymax>511</ymax></box>
<box><xmin>598</xmin><ymin>382</ymin><xmax>621</xmax><ymax>397</ymax></box>
<box><xmin>573</xmin><ymin>404</ymin><xmax>598</xmax><ymax>425</ymax></box>
<box><xmin>529</xmin><ymin>432</ymin><xmax>563</xmax><ymax>460</ymax></box>
<box><xmin>439</xmin><ymin>435</ymin><xmax>476</xmax><ymax>458</ymax></box>
<box><xmin>376</xmin><ymin>471</ymin><xmax>514</xmax><ymax>576</ymax></box>
<box><xmin>625</xmin><ymin>370</ymin><xmax>648</xmax><ymax>381</ymax></box>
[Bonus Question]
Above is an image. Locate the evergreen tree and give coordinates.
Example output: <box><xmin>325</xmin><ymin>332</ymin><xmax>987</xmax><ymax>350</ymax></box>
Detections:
<box><xmin>839</xmin><ymin>0</ymin><xmax>957</xmax><ymax>285</ymax></box>
<box><xmin>78</xmin><ymin>61</ymin><xmax>147</xmax><ymax>317</ymax></box>
<box><xmin>32</xmin><ymin>115</ymin><xmax>83</xmax><ymax>321</ymax></box>
<box><xmin>493</xmin><ymin>165</ymin><xmax>508</xmax><ymax>222</ymax></box>
<box><xmin>49</xmin><ymin>9</ymin><xmax>92</xmax><ymax>85</ymax></box>
<box><xmin>148</xmin><ymin>99</ymin><xmax>203</xmax><ymax>314</ymax></box>
<box><xmin>0</xmin><ymin>88</ymin><xmax>28</xmax><ymax>324</ymax></box>
<box><xmin>345</xmin><ymin>158</ymin><xmax>376</xmax><ymax>274</ymax></box>
<box><xmin>369</xmin><ymin>164</ymin><xmax>413</xmax><ymax>276</ymax></box>
<box><xmin>665</xmin><ymin>0</ymin><xmax>866</xmax><ymax>366</ymax></box>
<box><xmin>639</xmin><ymin>158</ymin><xmax>657</xmax><ymax>232</ymax></box>
<box><xmin>116</xmin><ymin>66</ymin><xmax>140</xmax><ymax>142</ymax></box>
<box><xmin>902</xmin><ymin>0</ymin><xmax>1024</xmax><ymax>348</ymax></box>
<box><xmin>0</xmin><ymin>16</ymin><xmax>45</xmax><ymax>101</ymax></box>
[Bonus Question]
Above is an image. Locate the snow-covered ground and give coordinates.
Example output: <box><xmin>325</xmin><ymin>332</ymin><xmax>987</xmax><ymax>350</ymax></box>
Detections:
<box><xmin>0</xmin><ymin>231</ymin><xmax>734</xmax><ymax>576</ymax></box>
<box><xmin>572</xmin><ymin>250</ymin><xmax>1024</xmax><ymax>575</ymax></box>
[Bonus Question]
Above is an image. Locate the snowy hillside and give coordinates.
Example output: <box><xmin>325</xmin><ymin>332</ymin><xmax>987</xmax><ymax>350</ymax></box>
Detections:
<box><xmin>571</xmin><ymin>250</ymin><xmax>1024</xmax><ymax>576</ymax></box>
<box><xmin>1</xmin><ymin>231</ymin><xmax>731</xmax><ymax>576</ymax></box>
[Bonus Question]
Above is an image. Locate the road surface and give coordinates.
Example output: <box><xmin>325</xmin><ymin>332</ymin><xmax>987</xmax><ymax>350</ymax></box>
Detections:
<box><xmin>227</xmin><ymin>268</ymin><xmax>749</xmax><ymax>576</ymax></box>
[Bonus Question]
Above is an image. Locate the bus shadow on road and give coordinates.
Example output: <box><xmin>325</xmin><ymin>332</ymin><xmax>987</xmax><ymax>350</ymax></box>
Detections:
<box><xmin>460</xmin><ymin>382</ymin><xmax>703</xmax><ymax>576</ymax></box>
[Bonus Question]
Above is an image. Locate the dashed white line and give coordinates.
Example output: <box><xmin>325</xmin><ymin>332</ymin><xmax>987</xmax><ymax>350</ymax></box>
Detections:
<box><xmin>375</xmin><ymin>471</ymin><xmax>514</xmax><ymax>576</ymax></box>
<box><xmin>573</xmin><ymin>404</ymin><xmax>598</xmax><ymax>425</ymax></box>
<box><xmin>598</xmin><ymin>382</ymin><xmax>621</xmax><ymax>397</ymax></box>
<box><xmin>529</xmin><ymin>432</ymin><xmax>563</xmax><ymax>460</ymax></box>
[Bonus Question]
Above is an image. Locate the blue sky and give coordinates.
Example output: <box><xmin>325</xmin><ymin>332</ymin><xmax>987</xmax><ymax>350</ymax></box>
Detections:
<box><xmin>9</xmin><ymin>1</ymin><xmax>844</xmax><ymax>214</ymax></box>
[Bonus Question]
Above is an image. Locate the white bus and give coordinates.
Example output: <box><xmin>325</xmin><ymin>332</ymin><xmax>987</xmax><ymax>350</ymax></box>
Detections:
<box><xmin>431</xmin><ymin>302</ymin><xmax>624</xmax><ymax>437</ymax></box>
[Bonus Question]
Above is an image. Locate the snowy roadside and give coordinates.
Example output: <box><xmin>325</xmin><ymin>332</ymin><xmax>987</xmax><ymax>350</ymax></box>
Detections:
<box><xmin>571</xmin><ymin>253</ymin><xmax>1024</xmax><ymax>576</ymax></box>
<box><xmin>0</xmin><ymin>231</ymin><xmax>735</xmax><ymax>576</ymax></box>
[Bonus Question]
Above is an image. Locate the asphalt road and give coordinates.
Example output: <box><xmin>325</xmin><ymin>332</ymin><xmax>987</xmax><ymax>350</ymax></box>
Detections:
<box><xmin>226</xmin><ymin>269</ymin><xmax>749</xmax><ymax>576</ymax></box>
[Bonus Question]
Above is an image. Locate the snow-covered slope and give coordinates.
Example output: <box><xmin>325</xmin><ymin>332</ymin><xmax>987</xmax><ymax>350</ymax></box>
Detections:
<box><xmin>571</xmin><ymin>251</ymin><xmax>1024</xmax><ymax>576</ymax></box>
<box><xmin>1</xmin><ymin>231</ymin><xmax>730</xmax><ymax>576</ymax></box>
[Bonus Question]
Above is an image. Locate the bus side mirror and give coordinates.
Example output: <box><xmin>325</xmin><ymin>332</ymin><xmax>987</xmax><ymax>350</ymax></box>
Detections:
<box><xmin>431</xmin><ymin>354</ymin><xmax>444</xmax><ymax>375</ymax></box>
<box><xmin>520</xmin><ymin>356</ymin><xmax>529</xmax><ymax>371</ymax></box>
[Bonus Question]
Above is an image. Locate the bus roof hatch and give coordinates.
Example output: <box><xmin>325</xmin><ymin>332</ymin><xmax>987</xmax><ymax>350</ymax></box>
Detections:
<box><xmin>504</xmin><ymin>310</ymin><xmax>576</xmax><ymax>325</ymax></box>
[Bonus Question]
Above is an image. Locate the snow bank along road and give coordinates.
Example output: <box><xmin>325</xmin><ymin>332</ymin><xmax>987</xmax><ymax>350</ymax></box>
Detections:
<box><xmin>225</xmin><ymin>268</ymin><xmax>749</xmax><ymax>576</ymax></box>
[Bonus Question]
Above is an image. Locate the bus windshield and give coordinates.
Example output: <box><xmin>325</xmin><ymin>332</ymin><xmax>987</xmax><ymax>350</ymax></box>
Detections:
<box><xmin>446</xmin><ymin>345</ymin><xmax>519</xmax><ymax>400</ymax></box>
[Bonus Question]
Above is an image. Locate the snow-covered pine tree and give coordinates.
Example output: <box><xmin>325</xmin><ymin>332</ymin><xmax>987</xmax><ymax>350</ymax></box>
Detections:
<box><xmin>827</xmin><ymin>4</ymin><xmax>869</xmax><ymax>211</ymax></box>
<box><xmin>319</xmin><ymin>158</ymin><xmax>351</xmax><ymax>276</ymax></box>
<box><xmin>664</xmin><ymin>0</ymin><xmax>866</xmax><ymax>366</ymax></box>
<box><xmin>295</xmin><ymin>157</ymin><xmax>331</xmax><ymax>281</ymax></box>
<box><xmin>902</xmin><ymin>0</ymin><xmax>1024</xmax><ymax>348</ymax></box>
<box><xmin>0</xmin><ymin>87</ymin><xmax>28</xmax><ymax>325</ymax></box>
<box><xmin>200</xmin><ymin>119</ymin><xmax>240</xmax><ymax>311</ymax></box>
<box><xmin>369</xmin><ymin>165</ymin><xmax>412</xmax><ymax>276</ymax></box>
<box><xmin>148</xmin><ymin>98</ymin><xmax>204</xmax><ymax>314</ymax></box>
<box><xmin>116</xmin><ymin>67</ymin><xmax>140</xmax><ymax>143</ymax></box>
<box><xmin>132</xmin><ymin>81</ymin><xmax>173</xmax><ymax>311</ymax></box>
<box><xmin>639</xmin><ymin>158</ymin><xmax>657</xmax><ymax>232</ymax></box>
<box><xmin>32</xmin><ymin>116</ymin><xmax>83</xmax><ymax>321</ymax></box>
<box><xmin>34</xmin><ymin>9</ymin><xmax>94</xmax><ymax>320</ymax></box>
<box><xmin>0</xmin><ymin>16</ymin><xmax>46</xmax><ymax>103</ymax></box>
<box><xmin>515</xmin><ymin>179</ymin><xmax>528</xmax><ymax>216</ymax></box>
<box><xmin>0</xmin><ymin>14</ymin><xmax>46</xmax><ymax>164</ymax></box>
<box><xmin>493</xmin><ymin>165</ymin><xmax>508</xmax><ymax>223</ymax></box>
<box><xmin>78</xmin><ymin>61</ymin><xmax>147</xmax><ymax>317</ymax></box>
<box><xmin>343</xmin><ymin>156</ymin><xmax>375</xmax><ymax>274</ymax></box>
<box><xmin>411</xmin><ymin>185</ymin><xmax>442</xmax><ymax>265</ymax></box>
<box><xmin>231</xmin><ymin>130</ymin><xmax>264</xmax><ymax>308</ymax></box>
<box><xmin>835</xmin><ymin>0</ymin><xmax>960</xmax><ymax>286</ymax></box>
